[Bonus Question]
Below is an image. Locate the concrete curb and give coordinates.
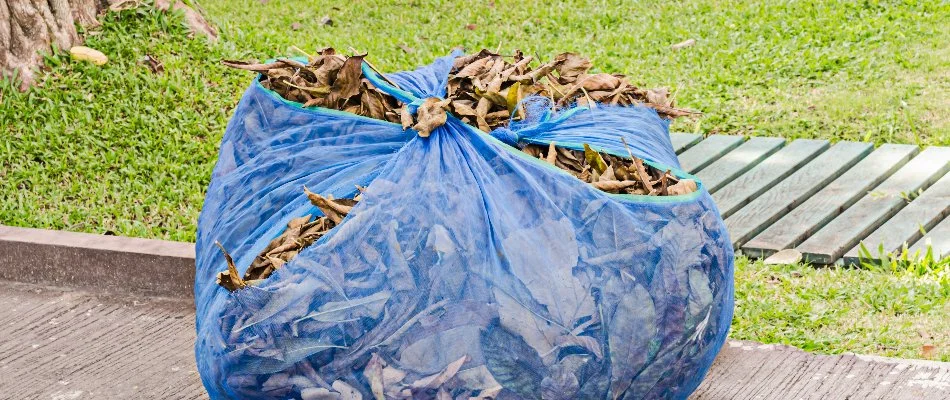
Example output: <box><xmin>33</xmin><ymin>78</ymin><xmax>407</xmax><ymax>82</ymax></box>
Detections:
<box><xmin>0</xmin><ymin>225</ymin><xmax>195</xmax><ymax>298</ymax></box>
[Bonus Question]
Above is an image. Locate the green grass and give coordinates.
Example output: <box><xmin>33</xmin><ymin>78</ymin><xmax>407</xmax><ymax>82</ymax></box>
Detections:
<box><xmin>1</xmin><ymin>1</ymin><xmax>948</xmax><ymax>360</ymax></box>
<box><xmin>1</xmin><ymin>7</ymin><xmax>247</xmax><ymax>241</ymax></box>
<box><xmin>202</xmin><ymin>0</ymin><xmax>950</xmax><ymax>145</ymax></box>
<box><xmin>733</xmin><ymin>254</ymin><xmax>950</xmax><ymax>361</ymax></box>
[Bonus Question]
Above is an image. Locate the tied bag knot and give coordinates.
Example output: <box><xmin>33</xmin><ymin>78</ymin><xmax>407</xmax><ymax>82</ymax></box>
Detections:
<box><xmin>359</xmin><ymin>63</ymin><xmax>452</xmax><ymax>138</ymax></box>
<box><xmin>408</xmin><ymin>97</ymin><xmax>451</xmax><ymax>138</ymax></box>
<box><xmin>488</xmin><ymin>127</ymin><xmax>520</xmax><ymax>146</ymax></box>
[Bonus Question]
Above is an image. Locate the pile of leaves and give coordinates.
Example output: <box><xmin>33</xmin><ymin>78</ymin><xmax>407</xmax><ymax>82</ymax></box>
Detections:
<box><xmin>217</xmin><ymin>49</ymin><xmax>699</xmax><ymax>293</ymax></box>
<box><xmin>223</xmin><ymin>48</ymin><xmax>697</xmax><ymax>198</ymax></box>
<box><xmin>445</xmin><ymin>50</ymin><xmax>696</xmax><ymax>132</ymax></box>
<box><xmin>223</xmin><ymin>48</ymin><xmax>696</xmax><ymax>134</ymax></box>
<box><xmin>217</xmin><ymin>48</ymin><xmax>699</xmax><ymax>289</ymax></box>
<box><xmin>223</xmin><ymin>48</ymin><xmax>405</xmax><ymax>123</ymax></box>
<box><xmin>524</xmin><ymin>141</ymin><xmax>697</xmax><ymax>196</ymax></box>
<box><xmin>216</xmin><ymin>188</ymin><xmax>359</xmax><ymax>291</ymax></box>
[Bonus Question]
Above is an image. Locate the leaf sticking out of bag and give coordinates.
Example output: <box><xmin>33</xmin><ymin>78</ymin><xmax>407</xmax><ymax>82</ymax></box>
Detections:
<box><xmin>328</xmin><ymin>54</ymin><xmax>365</xmax><ymax>106</ymax></box>
<box><xmin>304</xmin><ymin>186</ymin><xmax>354</xmax><ymax>224</ymax></box>
<box><xmin>545</xmin><ymin>141</ymin><xmax>557</xmax><ymax>165</ymax></box>
<box><xmin>583</xmin><ymin>144</ymin><xmax>608</xmax><ymax>174</ymax></box>
<box><xmin>446</xmin><ymin>48</ymin><xmax>698</xmax><ymax>133</ymax></box>
<box><xmin>223</xmin><ymin>49</ymin><xmax>404</xmax><ymax>124</ymax></box>
<box><xmin>216</xmin><ymin>188</ymin><xmax>359</xmax><ymax>291</ymax></box>
<box><xmin>523</xmin><ymin>142</ymin><xmax>696</xmax><ymax>197</ymax></box>
<box><xmin>667</xmin><ymin>179</ymin><xmax>697</xmax><ymax>195</ymax></box>
<box><xmin>214</xmin><ymin>241</ymin><xmax>246</xmax><ymax>291</ymax></box>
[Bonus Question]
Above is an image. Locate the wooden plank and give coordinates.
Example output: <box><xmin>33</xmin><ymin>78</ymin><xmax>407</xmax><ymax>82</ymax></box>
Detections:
<box><xmin>696</xmin><ymin>136</ymin><xmax>786</xmax><ymax>193</ymax></box>
<box><xmin>742</xmin><ymin>144</ymin><xmax>919</xmax><ymax>258</ymax></box>
<box><xmin>796</xmin><ymin>146</ymin><xmax>950</xmax><ymax>264</ymax></box>
<box><xmin>726</xmin><ymin>141</ymin><xmax>873</xmax><ymax>248</ymax></box>
<box><xmin>714</xmin><ymin>139</ymin><xmax>830</xmax><ymax>219</ymax></box>
<box><xmin>6</xmin><ymin>281</ymin><xmax>950</xmax><ymax>400</ymax></box>
<box><xmin>692</xmin><ymin>340</ymin><xmax>950</xmax><ymax>400</ymax></box>
<box><xmin>844</xmin><ymin>171</ymin><xmax>950</xmax><ymax>264</ymax></box>
<box><xmin>677</xmin><ymin>134</ymin><xmax>745</xmax><ymax>174</ymax></box>
<box><xmin>670</xmin><ymin>132</ymin><xmax>703</xmax><ymax>154</ymax></box>
<box><xmin>908</xmin><ymin>216</ymin><xmax>950</xmax><ymax>259</ymax></box>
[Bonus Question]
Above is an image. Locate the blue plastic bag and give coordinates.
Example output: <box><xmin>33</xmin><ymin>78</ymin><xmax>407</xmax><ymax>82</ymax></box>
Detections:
<box><xmin>196</xmin><ymin>53</ymin><xmax>734</xmax><ymax>399</ymax></box>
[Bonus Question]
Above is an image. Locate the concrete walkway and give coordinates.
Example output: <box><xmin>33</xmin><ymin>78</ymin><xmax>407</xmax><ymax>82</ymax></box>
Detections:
<box><xmin>1</xmin><ymin>281</ymin><xmax>947</xmax><ymax>400</ymax></box>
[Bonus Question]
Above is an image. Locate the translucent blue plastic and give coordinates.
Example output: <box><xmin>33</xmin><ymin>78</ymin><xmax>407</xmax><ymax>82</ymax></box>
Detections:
<box><xmin>196</xmin><ymin>53</ymin><xmax>734</xmax><ymax>400</ymax></box>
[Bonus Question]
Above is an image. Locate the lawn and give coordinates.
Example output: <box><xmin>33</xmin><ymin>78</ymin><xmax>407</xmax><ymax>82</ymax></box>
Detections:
<box><xmin>1</xmin><ymin>0</ymin><xmax>948</xmax><ymax>360</ymax></box>
<box><xmin>733</xmin><ymin>255</ymin><xmax>949</xmax><ymax>361</ymax></box>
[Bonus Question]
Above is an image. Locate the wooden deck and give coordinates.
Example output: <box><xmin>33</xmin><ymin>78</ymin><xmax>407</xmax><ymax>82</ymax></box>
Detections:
<box><xmin>670</xmin><ymin>133</ymin><xmax>950</xmax><ymax>265</ymax></box>
<box><xmin>2</xmin><ymin>280</ymin><xmax>947</xmax><ymax>400</ymax></box>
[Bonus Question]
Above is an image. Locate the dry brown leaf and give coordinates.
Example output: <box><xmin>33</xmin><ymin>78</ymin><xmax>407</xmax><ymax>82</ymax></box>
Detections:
<box><xmin>332</xmin><ymin>380</ymin><xmax>360</xmax><ymax>400</ymax></box>
<box><xmin>525</xmin><ymin>142</ymin><xmax>691</xmax><ymax>197</ymax></box>
<box><xmin>304</xmin><ymin>187</ymin><xmax>354</xmax><ymax>224</ymax></box>
<box><xmin>328</xmin><ymin>54</ymin><xmax>365</xmax><ymax>105</ymax></box>
<box><xmin>70</xmin><ymin>46</ymin><xmax>108</xmax><ymax>66</ymax></box>
<box><xmin>592</xmin><ymin>180</ymin><xmax>639</xmax><ymax>191</ymax></box>
<box><xmin>545</xmin><ymin>142</ymin><xmax>557</xmax><ymax>165</ymax></box>
<box><xmin>361</xmin><ymin>86</ymin><xmax>388</xmax><ymax>120</ymax></box>
<box><xmin>214</xmin><ymin>241</ymin><xmax>246</xmax><ymax>291</ymax></box>
<box><xmin>451</xmin><ymin>49</ymin><xmax>492</xmax><ymax>70</ymax></box>
<box><xmin>141</xmin><ymin>54</ymin><xmax>164</xmax><ymax>74</ymax></box>
<box><xmin>457</xmin><ymin>57</ymin><xmax>493</xmax><ymax>79</ymax></box>
<box><xmin>555</xmin><ymin>52</ymin><xmax>593</xmax><ymax>80</ymax></box>
<box><xmin>312</xmin><ymin>56</ymin><xmax>345</xmax><ymax>86</ymax></box>
<box><xmin>221</xmin><ymin>59</ymin><xmax>285</xmax><ymax>72</ymax></box>
<box><xmin>227</xmin><ymin>49</ymin><xmax>406</xmax><ymax>123</ymax></box>
<box><xmin>580</xmin><ymin>74</ymin><xmax>623</xmax><ymax>91</ymax></box>
<box><xmin>364</xmin><ymin>354</ymin><xmax>386</xmax><ymax>400</ymax></box>
<box><xmin>583</xmin><ymin>144</ymin><xmax>608</xmax><ymax>174</ymax></box>
<box><xmin>109</xmin><ymin>0</ymin><xmax>141</xmax><ymax>11</ymax></box>
<box><xmin>412</xmin><ymin>98</ymin><xmax>451</xmax><ymax>137</ymax></box>
<box><xmin>399</xmin><ymin>106</ymin><xmax>414</xmax><ymax>130</ymax></box>
<box><xmin>555</xmin><ymin>334</ymin><xmax>604</xmax><ymax>359</ymax></box>
<box><xmin>410</xmin><ymin>356</ymin><xmax>469</xmax><ymax>389</ymax></box>
<box><xmin>671</xmin><ymin>38</ymin><xmax>696</xmax><ymax>50</ymax></box>
<box><xmin>523</xmin><ymin>145</ymin><xmax>541</xmax><ymax>158</ymax></box>
<box><xmin>659</xmin><ymin>170</ymin><xmax>670</xmax><ymax>195</ymax></box>
<box><xmin>922</xmin><ymin>344</ymin><xmax>937</xmax><ymax>359</ymax></box>
<box><xmin>667</xmin><ymin>179</ymin><xmax>697</xmax><ymax>195</ymax></box>
<box><xmin>646</xmin><ymin>88</ymin><xmax>672</xmax><ymax>107</ymax></box>
<box><xmin>450</xmin><ymin>100</ymin><xmax>478</xmax><ymax>117</ymax></box>
<box><xmin>632</xmin><ymin>157</ymin><xmax>654</xmax><ymax>192</ymax></box>
<box><xmin>267</xmin><ymin>256</ymin><xmax>286</xmax><ymax>270</ymax></box>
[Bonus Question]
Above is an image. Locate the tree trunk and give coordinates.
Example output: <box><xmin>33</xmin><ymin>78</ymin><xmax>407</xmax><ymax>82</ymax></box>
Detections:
<box><xmin>0</xmin><ymin>0</ymin><xmax>215</xmax><ymax>90</ymax></box>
